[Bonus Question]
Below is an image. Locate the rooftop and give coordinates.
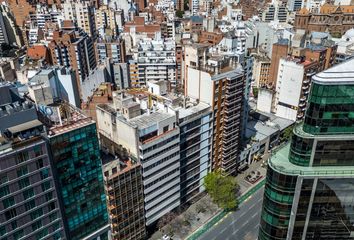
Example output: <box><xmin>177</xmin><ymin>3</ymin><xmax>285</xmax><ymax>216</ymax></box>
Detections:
<box><xmin>47</xmin><ymin>103</ymin><xmax>94</xmax><ymax>136</ymax></box>
<box><xmin>312</xmin><ymin>58</ymin><xmax>354</xmax><ymax>85</ymax></box>
<box><xmin>128</xmin><ymin>111</ymin><xmax>174</xmax><ymax>130</ymax></box>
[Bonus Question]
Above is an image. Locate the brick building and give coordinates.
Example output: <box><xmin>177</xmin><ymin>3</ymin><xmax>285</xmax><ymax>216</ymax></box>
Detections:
<box><xmin>295</xmin><ymin>5</ymin><xmax>354</xmax><ymax>37</ymax></box>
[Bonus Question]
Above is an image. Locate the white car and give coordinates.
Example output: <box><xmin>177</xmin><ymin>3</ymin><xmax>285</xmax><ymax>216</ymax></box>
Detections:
<box><xmin>162</xmin><ymin>235</ymin><xmax>171</xmax><ymax>240</ymax></box>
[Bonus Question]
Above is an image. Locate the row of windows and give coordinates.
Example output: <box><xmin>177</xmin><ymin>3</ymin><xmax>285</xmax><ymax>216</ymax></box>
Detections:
<box><xmin>140</xmin><ymin>134</ymin><xmax>179</xmax><ymax>154</ymax></box>
<box><xmin>144</xmin><ymin>152</ymin><xmax>179</xmax><ymax>172</ymax></box>
<box><xmin>141</xmin><ymin>143</ymin><xmax>179</xmax><ymax>163</ymax></box>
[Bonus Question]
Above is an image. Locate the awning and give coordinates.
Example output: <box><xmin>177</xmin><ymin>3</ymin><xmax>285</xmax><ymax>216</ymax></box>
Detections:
<box><xmin>7</xmin><ymin>119</ymin><xmax>42</xmax><ymax>134</ymax></box>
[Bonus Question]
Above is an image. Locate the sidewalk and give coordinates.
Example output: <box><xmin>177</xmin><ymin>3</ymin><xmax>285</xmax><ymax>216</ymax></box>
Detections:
<box><xmin>186</xmin><ymin>164</ymin><xmax>266</xmax><ymax>240</ymax></box>
<box><xmin>149</xmin><ymin>160</ymin><xmax>268</xmax><ymax>240</ymax></box>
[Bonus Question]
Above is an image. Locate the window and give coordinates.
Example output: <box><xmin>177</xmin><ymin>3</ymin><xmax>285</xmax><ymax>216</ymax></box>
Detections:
<box><xmin>45</xmin><ymin>192</ymin><xmax>53</xmax><ymax>201</ymax></box>
<box><xmin>34</xmin><ymin>145</ymin><xmax>43</xmax><ymax>157</ymax></box>
<box><xmin>0</xmin><ymin>175</ymin><xmax>8</xmax><ymax>184</ymax></box>
<box><xmin>41</xmin><ymin>181</ymin><xmax>51</xmax><ymax>192</ymax></box>
<box><xmin>17</xmin><ymin>166</ymin><xmax>28</xmax><ymax>177</ymax></box>
<box><xmin>49</xmin><ymin>212</ymin><xmax>57</xmax><ymax>222</ymax></box>
<box><xmin>36</xmin><ymin>228</ymin><xmax>48</xmax><ymax>239</ymax></box>
<box><xmin>32</xmin><ymin>220</ymin><xmax>42</xmax><ymax>231</ymax></box>
<box><xmin>23</xmin><ymin>188</ymin><xmax>34</xmax><ymax>200</ymax></box>
<box><xmin>13</xmin><ymin>229</ymin><xmax>23</xmax><ymax>240</ymax></box>
<box><xmin>0</xmin><ymin>185</ymin><xmax>10</xmax><ymax>198</ymax></box>
<box><xmin>16</xmin><ymin>151</ymin><xmax>29</xmax><ymax>164</ymax></box>
<box><xmin>25</xmin><ymin>199</ymin><xmax>35</xmax><ymax>211</ymax></box>
<box><xmin>163</xmin><ymin>126</ymin><xmax>169</xmax><ymax>133</ymax></box>
<box><xmin>36</xmin><ymin>159</ymin><xmax>44</xmax><ymax>169</ymax></box>
<box><xmin>40</xmin><ymin>169</ymin><xmax>49</xmax><ymax>180</ymax></box>
<box><xmin>2</xmin><ymin>196</ymin><xmax>15</xmax><ymax>209</ymax></box>
<box><xmin>5</xmin><ymin>208</ymin><xmax>17</xmax><ymax>220</ymax></box>
<box><xmin>0</xmin><ymin>225</ymin><xmax>6</xmax><ymax>236</ymax></box>
<box><xmin>11</xmin><ymin>221</ymin><xmax>17</xmax><ymax>230</ymax></box>
<box><xmin>18</xmin><ymin>177</ymin><xmax>30</xmax><ymax>189</ymax></box>
<box><xmin>30</xmin><ymin>208</ymin><xmax>43</xmax><ymax>220</ymax></box>
<box><xmin>49</xmin><ymin>202</ymin><xmax>56</xmax><ymax>212</ymax></box>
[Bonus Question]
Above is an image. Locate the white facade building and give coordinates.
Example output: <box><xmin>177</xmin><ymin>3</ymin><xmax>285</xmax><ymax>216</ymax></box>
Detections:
<box><xmin>130</xmin><ymin>38</ymin><xmax>177</xmax><ymax>87</ymax></box>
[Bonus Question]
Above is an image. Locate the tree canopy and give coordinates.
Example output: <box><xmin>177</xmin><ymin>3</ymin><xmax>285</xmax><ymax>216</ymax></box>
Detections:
<box><xmin>204</xmin><ymin>171</ymin><xmax>239</xmax><ymax>210</ymax></box>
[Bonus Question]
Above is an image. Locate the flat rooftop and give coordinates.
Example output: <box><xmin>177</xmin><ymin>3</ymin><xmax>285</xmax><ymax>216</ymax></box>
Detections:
<box><xmin>177</xmin><ymin>101</ymin><xmax>210</xmax><ymax>119</ymax></box>
<box><xmin>312</xmin><ymin>58</ymin><xmax>354</xmax><ymax>85</ymax></box>
<box><xmin>48</xmin><ymin>104</ymin><xmax>93</xmax><ymax>136</ymax></box>
<box><xmin>128</xmin><ymin>111</ymin><xmax>174</xmax><ymax>130</ymax></box>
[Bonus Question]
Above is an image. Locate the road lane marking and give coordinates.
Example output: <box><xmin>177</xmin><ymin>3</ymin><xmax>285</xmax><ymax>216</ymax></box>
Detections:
<box><xmin>254</xmin><ymin>224</ymin><xmax>259</xmax><ymax>229</ymax></box>
<box><xmin>232</xmin><ymin>229</ymin><xmax>239</xmax><ymax>235</ymax></box>
<box><xmin>241</xmin><ymin>220</ymin><xmax>249</xmax><ymax>227</ymax></box>
<box><xmin>240</xmin><ymin>212</ymin><xmax>246</xmax><ymax>217</ymax></box>
<box><xmin>251</xmin><ymin>213</ymin><xmax>258</xmax><ymax>218</ymax></box>
<box><xmin>221</xmin><ymin>227</ymin><xmax>227</xmax><ymax>233</ymax></box>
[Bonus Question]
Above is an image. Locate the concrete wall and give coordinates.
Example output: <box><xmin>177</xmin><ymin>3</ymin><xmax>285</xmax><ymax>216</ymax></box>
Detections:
<box><xmin>257</xmin><ymin>88</ymin><xmax>273</xmax><ymax>113</ymax></box>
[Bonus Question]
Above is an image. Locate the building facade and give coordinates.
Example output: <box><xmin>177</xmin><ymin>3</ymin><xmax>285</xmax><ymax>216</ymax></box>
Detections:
<box><xmin>102</xmin><ymin>153</ymin><xmax>146</xmax><ymax>240</ymax></box>
<box><xmin>186</xmin><ymin>58</ymin><xmax>244</xmax><ymax>175</ymax></box>
<box><xmin>295</xmin><ymin>5</ymin><xmax>354</xmax><ymax>37</ymax></box>
<box><xmin>0</xmin><ymin>84</ymin><xmax>66</xmax><ymax>240</ymax></box>
<box><xmin>259</xmin><ymin>58</ymin><xmax>354</xmax><ymax>239</ymax></box>
<box><xmin>46</xmin><ymin>104</ymin><xmax>108</xmax><ymax>240</ymax></box>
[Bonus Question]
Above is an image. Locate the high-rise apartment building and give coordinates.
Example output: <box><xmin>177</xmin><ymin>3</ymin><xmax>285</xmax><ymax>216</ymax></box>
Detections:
<box><xmin>272</xmin><ymin>57</ymin><xmax>318</xmax><ymax>121</ymax></box>
<box><xmin>62</xmin><ymin>0</ymin><xmax>96</xmax><ymax>37</ymax></box>
<box><xmin>186</xmin><ymin>56</ymin><xmax>244</xmax><ymax>175</ymax></box>
<box><xmin>190</xmin><ymin>0</ymin><xmax>200</xmax><ymax>15</ymax></box>
<box><xmin>176</xmin><ymin>0</ymin><xmax>184</xmax><ymax>11</ymax></box>
<box><xmin>102</xmin><ymin>153</ymin><xmax>146</xmax><ymax>240</ymax></box>
<box><xmin>267</xmin><ymin>40</ymin><xmax>289</xmax><ymax>89</ymax></box>
<box><xmin>259</xmin><ymin>58</ymin><xmax>354</xmax><ymax>240</ymax></box>
<box><xmin>0</xmin><ymin>83</ymin><xmax>66</xmax><ymax>240</ymax></box>
<box><xmin>96</xmin><ymin>81</ymin><xmax>213</xmax><ymax>225</ymax></box>
<box><xmin>129</xmin><ymin>38</ymin><xmax>176</xmax><ymax>88</ymax></box>
<box><xmin>97</xmin><ymin>93</ymin><xmax>181</xmax><ymax>226</ymax></box>
<box><xmin>46</xmin><ymin>103</ymin><xmax>108</xmax><ymax>240</ymax></box>
<box><xmin>178</xmin><ymin>102</ymin><xmax>212</xmax><ymax>203</ymax></box>
<box><xmin>0</xmin><ymin>12</ymin><xmax>9</xmax><ymax>44</ymax></box>
<box><xmin>287</xmin><ymin>0</ymin><xmax>304</xmax><ymax>11</ymax></box>
<box><xmin>259</xmin><ymin>1</ymin><xmax>288</xmax><ymax>23</ymax></box>
<box><xmin>96</xmin><ymin>38</ymin><xmax>125</xmax><ymax>64</ymax></box>
<box><xmin>48</xmin><ymin>23</ymin><xmax>97</xmax><ymax>96</ymax></box>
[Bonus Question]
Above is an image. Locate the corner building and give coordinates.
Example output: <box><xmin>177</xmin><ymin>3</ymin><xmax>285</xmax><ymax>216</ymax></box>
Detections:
<box><xmin>259</xmin><ymin>59</ymin><xmax>354</xmax><ymax>240</ymax></box>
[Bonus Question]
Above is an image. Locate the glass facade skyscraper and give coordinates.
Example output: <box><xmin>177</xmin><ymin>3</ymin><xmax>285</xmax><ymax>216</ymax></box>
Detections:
<box><xmin>259</xmin><ymin>59</ymin><xmax>354</xmax><ymax>240</ymax></box>
<box><xmin>47</xmin><ymin>106</ymin><xmax>108</xmax><ymax>240</ymax></box>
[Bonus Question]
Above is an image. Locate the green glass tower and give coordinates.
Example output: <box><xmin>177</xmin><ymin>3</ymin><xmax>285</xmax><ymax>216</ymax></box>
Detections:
<box><xmin>47</xmin><ymin>105</ymin><xmax>108</xmax><ymax>240</ymax></box>
<box><xmin>259</xmin><ymin>59</ymin><xmax>354</xmax><ymax>240</ymax></box>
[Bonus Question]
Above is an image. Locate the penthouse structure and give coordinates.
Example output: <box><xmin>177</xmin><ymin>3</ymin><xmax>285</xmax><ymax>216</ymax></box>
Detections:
<box><xmin>0</xmin><ymin>83</ymin><xmax>65</xmax><ymax>240</ymax></box>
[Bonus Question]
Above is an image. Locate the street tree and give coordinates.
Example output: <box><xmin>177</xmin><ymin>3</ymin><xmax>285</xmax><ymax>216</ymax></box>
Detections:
<box><xmin>204</xmin><ymin>171</ymin><xmax>239</xmax><ymax>210</ymax></box>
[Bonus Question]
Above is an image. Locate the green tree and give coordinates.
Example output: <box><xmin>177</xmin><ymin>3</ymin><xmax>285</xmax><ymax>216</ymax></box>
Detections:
<box><xmin>176</xmin><ymin>10</ymin><xmax>184</xmax><ymax>18</ymax></box>
<box><xmin>204</xmin><ymin>171</ymin><xmax>239</xmax><ymax>210</ymax></box>
<box><xmin>252</xmin><ymin>87</ymin><xmax>259</xmax><ymax>98</ymax></box>
<box><xmin>280</xmin><ymin>125</ymin><xmax>294</xmax><ymax>142</ymax></box>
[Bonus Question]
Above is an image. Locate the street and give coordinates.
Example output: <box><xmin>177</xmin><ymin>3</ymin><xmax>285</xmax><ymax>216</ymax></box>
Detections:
<box><xmin>200</xmin><ymin>187</ymin><xmax>264</xmax><ymax>240</ymax></box>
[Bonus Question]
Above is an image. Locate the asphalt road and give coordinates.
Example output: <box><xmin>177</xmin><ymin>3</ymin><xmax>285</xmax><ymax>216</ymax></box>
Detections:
<box><xmin>201</xmin><ymin>187</ymin><xmax>264</xmax><ymax>240</ymax></box>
